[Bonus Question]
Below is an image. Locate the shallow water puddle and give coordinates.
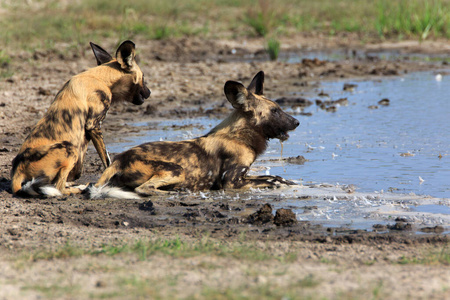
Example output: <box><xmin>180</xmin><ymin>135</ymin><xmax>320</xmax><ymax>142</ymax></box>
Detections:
<box><xmin>262</xmin><ymin>71</ymin><xmax>450</xmax><ymax>199</ymax></box>
<box><xmin>412</xmin><ymin>204</ymin><xmax>450</xmax><ymax>215</ymax></box>
<box><xmin>267</xmin><ymin>185</ymin><xmax>450</xmax><ymax>233</ymax></box>
<box><xmin>108</xmin><ymin>71</ymin><xmax>449</xmax><ymax>231</ymax></box>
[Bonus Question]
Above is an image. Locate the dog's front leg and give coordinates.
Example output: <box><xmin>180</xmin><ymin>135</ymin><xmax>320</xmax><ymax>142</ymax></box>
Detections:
<box><xmin>244</xmin><ymin>175</ymin><xmax>296</xmax><ymax>187</ymax></box>
<box><xmin>86</xmin><ymin>127</ymin><xmax>111</xmax><ymax>168</ymax></box>
<box><xmin>222</xmin><ymin>165</ymin><xmax>295</xmax><ymax>189</ymax></box>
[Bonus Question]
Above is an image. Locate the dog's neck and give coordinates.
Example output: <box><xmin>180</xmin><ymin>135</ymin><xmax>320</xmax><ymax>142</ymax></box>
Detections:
<box><xmin>206</xmin><ymin>110</ymin><xmax>268</xmax><ymax>157</ymax></box>
<box><xmin>80</xmin><ymin>62</ymin><xmax>126</xmax><ymax>88</ymax></box>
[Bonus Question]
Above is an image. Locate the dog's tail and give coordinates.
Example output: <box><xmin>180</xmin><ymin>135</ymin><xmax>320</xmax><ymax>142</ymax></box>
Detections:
<box><xmin>86</xmin><ymin>162</ymin><xmax>140</xmax><ymax>199</ymax></box>
<box><xmin>15</xmin><ymin>178</ymin><xmax>63</xmax><ymax>197</ymax></box>
<box><xmin>86</xmin><ymin>184</ymin><xmax>140</xmax><ymax>199</ymax></box>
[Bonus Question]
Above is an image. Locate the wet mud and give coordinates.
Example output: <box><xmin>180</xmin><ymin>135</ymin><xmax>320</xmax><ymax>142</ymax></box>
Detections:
<box><xmin>1</xmin><ymin>36</ymin><xmax>449</xmax><ymax>250</ymax></box>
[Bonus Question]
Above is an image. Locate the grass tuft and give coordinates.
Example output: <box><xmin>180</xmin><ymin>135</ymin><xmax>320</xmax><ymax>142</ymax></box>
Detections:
<box><xmin>0</xmin><ymin>50</ymin><xmax>13</xmax><ymax>78</ymax></box>
<box><xmin>397</xmin><ymin>245</ymin><xmax>450</xmax><ymax>265</ymax></box>
<box><xmin>266</xmin><ymin>38</ymin><xmax>280</xmax><ymax>61</ymax></box>
<box><xmin>376</xmin><ymin>0</ymin><xmax>449</xmax><ymax>39</ymax></box>
<box><xmin>243</xmin><ymin>0</ymin><xmax>287</xmax><ymax>37</ymax></box>
<box><xmin>23</xmin><ymin>242</ymin><xmax>85</xmax><ymax>262</ymax></box>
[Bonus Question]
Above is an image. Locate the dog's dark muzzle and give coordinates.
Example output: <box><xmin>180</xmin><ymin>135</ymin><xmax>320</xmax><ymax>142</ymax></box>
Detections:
<box><xmin>132</xmin><ymin>86</ymin><xmax>151</xmax><ymax>105</ymax></box>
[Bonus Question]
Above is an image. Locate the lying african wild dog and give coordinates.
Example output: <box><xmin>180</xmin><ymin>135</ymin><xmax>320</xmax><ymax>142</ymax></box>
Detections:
<box><xmin>11</xmin><ymin>40</ymin><xmax>151</xmax><ymax>197</ymax></box>
<box><xmin>89</xmin><ymin>71</ymin><xmax>299</xmax><ymax>199</ymax></box>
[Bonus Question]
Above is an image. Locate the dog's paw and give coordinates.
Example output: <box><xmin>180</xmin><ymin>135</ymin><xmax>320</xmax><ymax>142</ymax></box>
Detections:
<box><xmin>269</xmin><ymin>176</ymin><xmax>296</xmax><ymax>187</ymax></box>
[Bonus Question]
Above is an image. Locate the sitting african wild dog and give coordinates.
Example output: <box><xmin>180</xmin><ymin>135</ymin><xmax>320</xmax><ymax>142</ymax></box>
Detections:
<box><xmin>11</xmin><ymin>40</ymin><xmax>151</xmax><ymax>197</ymax></box>
<box><xmin>88</xmin><ymin>71</ymin><xmax>299</xmax><ymax>199</ymax></box>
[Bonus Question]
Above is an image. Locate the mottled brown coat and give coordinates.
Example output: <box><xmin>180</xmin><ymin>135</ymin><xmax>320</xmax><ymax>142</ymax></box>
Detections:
<box><xmin>11</xmin><ymin>41</ymin><xmax>151</xmax><ymax>196</ymax></box>
<box><xmin>91</xmin><ymin>71</ymin><xmax>299</xmax><ymax>198</ymax></box>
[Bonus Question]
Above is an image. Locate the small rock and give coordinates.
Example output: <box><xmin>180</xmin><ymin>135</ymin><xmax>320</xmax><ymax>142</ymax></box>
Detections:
<box><xmin>302</xmin><ymin>58</ymin><xmax>327</xmax><ymax>68</ymax></box>
<box><xmin>318</xmin><ymin>91</ymin><xmax>329</xmax><ymax>98</ymax></box>
<box><xmin>274</xmin><ymin>208</ymin><xmax>298</xmax><ymax>227</ymax></box>
<box><xmin>247</xmin><ymin>203</ymin><xmax>273</xmax><ymax>225</ymax></box>
<box><xmin>372</xmin><ymin>224</ymin><xmax>388</xmax><ymax>231</ymax></box>
<box><xmin>7</xmin><ymin>228</ymin><xmax>20</xmax><ymax>236</ymax></box>
<box><xmin>334</xmin><ymin>97</ymin><xmax>349</xmax><ymax>106</ymax></box>
<box><xmin>400</xmin><ymin>152</ymin><xmax>414</xmax><ymax>157</ymax></box>
<box><xmin>343</xmin><ymin>83</ymin><xmax>357</xmax><ymax>91</ymax></box>
<box><xmin>378</xmin><ymin>98</ymin><xmax>390</xmax><ymax>106</ymax></box>
<box><xmin>96</xmin><ymin>280</ymin><xmax>107</xmax><ymax>288</ymax></box>
<box><xmin>286</xmin><ymin>155</ymin><xmax>307</xmax><ymax>165</ymax></box>
<box><xmin>144</xmin><ymin>104</ymin><xmax>158</xmax><ymax>115</ymax></box>
<box><xmin>420</xmin><ymin>226</ymin><xmax>444</xmax><ymax>233</ymax></box>
<box><xmin>38</xmin><ymin>87</ymin><xmax>52</xmax><ymax>96</ymax></box>
<box><xmin>166</xmin><ymin>95</ymin><xmax>176</xmax><ymax>102</ymax></box>
<box><xmin>388</xmin><ymin>222</ymin><xmax>412</xmax><ymax>231</ymax></box>
<box><xmin>275</xmin><ymin>97</ymin><xmax>313</xmax><ymax>108</ymax></box>
<box><xmin>138</xmin><ymin>200</ymin><xmax>155</xmax><ymax>214</ymax></box>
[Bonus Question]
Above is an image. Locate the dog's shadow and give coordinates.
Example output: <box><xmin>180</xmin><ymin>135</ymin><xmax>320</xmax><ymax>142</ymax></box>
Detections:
<box><xmin>0</xmin><ymin>177</ymin><xmax>12</xmax><ymax>194</ymax></box>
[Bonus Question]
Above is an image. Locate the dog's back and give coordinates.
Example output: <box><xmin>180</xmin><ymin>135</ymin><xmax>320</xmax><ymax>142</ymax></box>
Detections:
<box><xmin>11</xmin><ymin>41</ymin><xmax>151</xmax><ymax>196</ymax></box>
<box><xmin>89</xmin><ymin>71</ymin><xmax>299</xmax><ymax>199</ymax></box>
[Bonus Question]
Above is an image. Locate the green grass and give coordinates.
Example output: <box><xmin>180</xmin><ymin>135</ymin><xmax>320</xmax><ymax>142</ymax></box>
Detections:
<box><xmin>266</xmin><ymin>38</ymin><xmax>281</xmax><ymax>60</ymax></box>
<box><xmin>243</xmin><ymin>0</ymin><xmax>286</xmax><ymax>37</ymax></box>
<box><xmin>98</xmin><ymin>237</ymin><xmax>298</xmax><ymax>262</ymax></box>
<box><xmin>14</xmin><ymin>238</ymin><xmax>303</xmax><ymax>299</ymax></box>
<box><xmin>85</xmin><ymin>273</ymin><xmax>320</xmax><ymax>300</ymax></box>
<box><xmin>22</xmin><ymin>283</ymin><xmax>81</xmax><ymax>299</ymax></box>
<box><xmin>11</xmin><ymin>239</ymin><xmax>450</xmax><ymax>300</ymax></box>
<box><xmin>397</xmin><ymin>245</ymin><xmax>450</xmax><ymax>265</ymax></box>
<box><xmin>19</xmin><ymin>237</ymin><xmax>298</xmax><ymax>263</ymax></box>
<box><xmin>21</xmin><ymin>241</ymin><xmax>86</xmax><ymax>262</ymax></box>
<box><xmin>376</xmin><ymin>0</ymin><xmax>449</xmax><ymax>39</ymax></box>
<box><xmin>0</xmin><ymin>50</ymin><xmax>13</xmax><ymax>78</ymax></box>
<box><xmin>196</xmin><ymin>279</ymin><xmax>319</xmax><ymax>300</ymax></box>
<box><xmin>0</xmin><ymin>0</ymin><xmax>448</xmax><ymax>56</ymax></box>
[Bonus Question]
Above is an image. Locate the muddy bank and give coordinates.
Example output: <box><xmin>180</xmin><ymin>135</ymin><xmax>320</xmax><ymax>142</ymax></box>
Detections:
<box><xmin>1</xmin><ymin>36</ymin><xmax>449</xmax><ymax>241</ymax></box>
<box><xmin>0</xmin><ymin>36</ymin><xmax>449</xmax><ymax>299</ymax></box>
<box><xmin>1</xmin><ymin>182</ymin><xmax>449</xmax><ymax>252</ymax></box>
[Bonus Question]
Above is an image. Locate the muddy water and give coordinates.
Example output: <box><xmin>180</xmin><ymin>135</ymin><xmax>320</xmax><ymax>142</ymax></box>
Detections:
<box><xmin>271</xmin><ymin>71</ymin><xmax>449</xmax><ymax>199</ymax></box>
<box><xmin>108</xmin><ymin>71</ymin><xmax>449</xmax><ymax>231</ymax></box>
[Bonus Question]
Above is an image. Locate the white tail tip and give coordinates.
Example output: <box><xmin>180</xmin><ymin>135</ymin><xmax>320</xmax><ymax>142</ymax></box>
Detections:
<box><xmin>21</xmin><ymin>178</ymin><xmax>63</xmax><ymax>197</ymax></box>
<box><xmin>88</xmin><ymin>184</ymin><xmax>140</xmax><ymax>200</ymax></box>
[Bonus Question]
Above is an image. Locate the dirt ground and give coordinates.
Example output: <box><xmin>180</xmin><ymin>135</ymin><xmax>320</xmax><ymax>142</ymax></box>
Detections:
<box><xmin>1</xmin><ymin>34</ymin><xmax>449</xmax><ymax>299</ymax></box>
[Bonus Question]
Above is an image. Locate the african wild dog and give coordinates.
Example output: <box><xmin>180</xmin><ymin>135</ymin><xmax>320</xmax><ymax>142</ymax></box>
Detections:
<box><xmin>11</xmin><ymin>40</ymin><xmax>151</xmax><ymax>196</ymax></box>
<box><xmin>88</xmin><ymin>71</ymin><xmax>299</xmax><ymax>199</ymax></box>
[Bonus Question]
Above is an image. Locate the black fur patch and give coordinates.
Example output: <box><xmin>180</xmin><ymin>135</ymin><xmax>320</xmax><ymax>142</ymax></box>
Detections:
<box><xmin>114</xmin><ymin>149</ymin><xmax>142</xmax><ymax>170</ymax></box>
<box><xmin>33</xmin><ymin>122</ymin><xmax>57</xmax><ymax>140</ymax></box>
<box><xmin>54</xmin><ymin>160</ymin><xmax>62</xmax><ymax>169</ymax></box>
<box><xmin>95</xmin><ymin>90</ymin><xmax>109</xmax><ymax>104</ymax></box>
<box><xmin>111</xmin><ymin>170</ymin><xmax>145</xmax><ymax>186</ymax></box>
<box><xmin>11</xmin><ymin>148</ymin><xmax>48</xmax><ymax>175</ymax></box>
<box><xmin>61</xmin><ymin>109</ymin><xmax>73</xmax><ymax>130</ymax></box>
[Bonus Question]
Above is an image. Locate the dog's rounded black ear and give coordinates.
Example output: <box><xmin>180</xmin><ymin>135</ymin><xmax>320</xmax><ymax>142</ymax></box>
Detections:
<box><xmin>224</xmin><ymin>81</ymin><xmax>249</xmax><ymax>110</ymax></box>
<box><xmin>116</xmin><ymin>40</ymin><xmax>136</xmax><ymax>70</ymax></box>
<box><xmin>90</xmin><ymin>42</ymin><xmax>113</xmax><ymax>65</ymax></box>
<box><xmin>247</xmin><ymin>71</ymin><xmax>264</xmax><ymax>95</ymax></box>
